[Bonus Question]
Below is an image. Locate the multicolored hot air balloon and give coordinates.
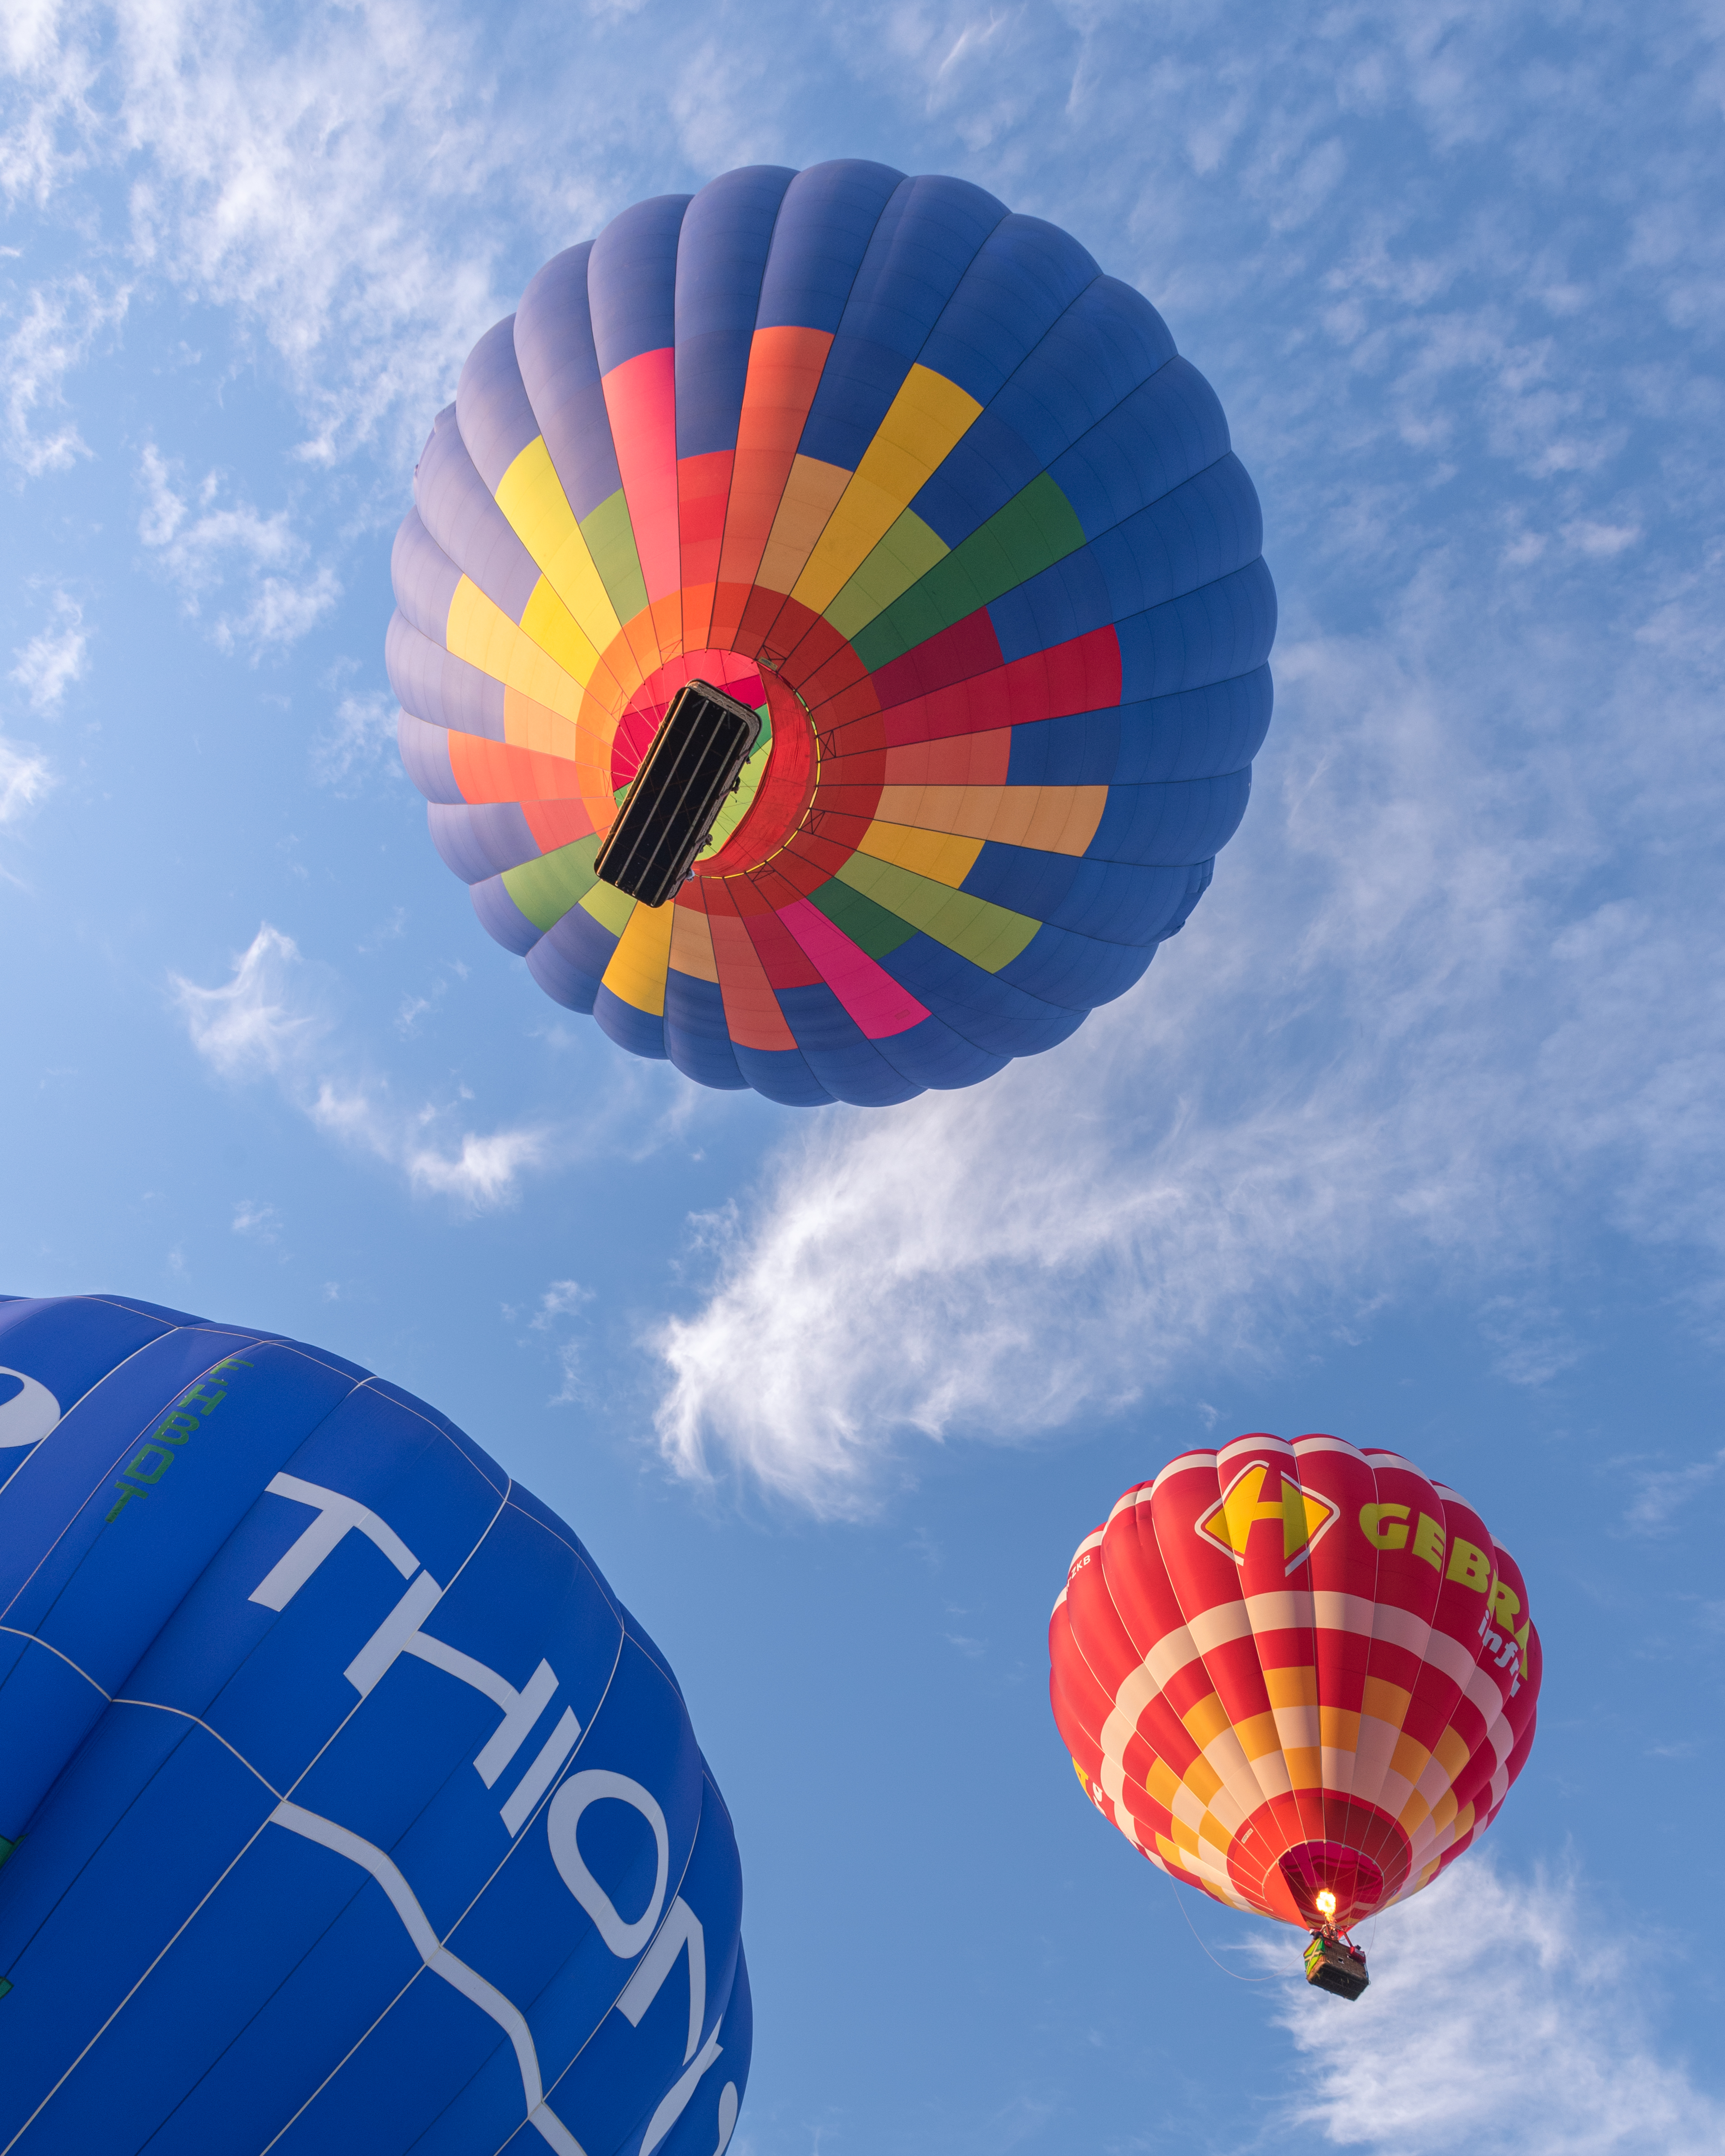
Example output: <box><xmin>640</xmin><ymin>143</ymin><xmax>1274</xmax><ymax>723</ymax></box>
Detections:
<box><xmin>1048</xmin><ymin>1434</ymin><xmax>1540</xmax><ymax>1995</ymax></box>
<box><xmin>0</xmin><ymin>1293</ymin><xmax>748</xmax><ymax>2154</ymax></box>
<box><xmin>389</xmin><ymin>161</ymin><xmax>1275</xmax><ymax>1105</ymax></box>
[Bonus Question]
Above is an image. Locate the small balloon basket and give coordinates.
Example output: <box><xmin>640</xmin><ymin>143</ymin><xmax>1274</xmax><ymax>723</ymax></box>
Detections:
<box><xmin>1303</xmin><ymin>1930</ymin><xmax>1370</xmax><ymax>2000</ymax></box>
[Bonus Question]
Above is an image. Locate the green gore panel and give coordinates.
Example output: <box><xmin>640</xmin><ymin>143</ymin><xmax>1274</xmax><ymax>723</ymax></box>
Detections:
<box><xmin>502</xmin><ymin>833</ymin><xmax>601</xmax><ymax>931</ymax></box>
<box><xmin>807</xmin><ymin>874</ymin><xmax>919</xmax><ymax>960</ymax></box>
<box><xmin>835</xmin><ymin>852</ymin><xmax>1039</xmax><ymax>971</ymax></box>
<box><xmin>852</xmin><ymin>473</ymin><xmax>1088</xmax><ymax>673</ymax></box>
<box><xmin>579</xmin><ymin>488</ymin><xmax>650</xmax><ymax>625</ymax></box>
<box><xmin>580</xmin><ymin>876</ymin><xmax>636</xmax><ymax>936</ymax></box>
<box><xmin>823</xmin><ymin>509</ymin><xmax>950</xmax><ymax>640</ymax></box>
<box><xmin>0</xmin><ymin>1836</ymin><xmax>14</xmax><ymax>1871</ymax></box>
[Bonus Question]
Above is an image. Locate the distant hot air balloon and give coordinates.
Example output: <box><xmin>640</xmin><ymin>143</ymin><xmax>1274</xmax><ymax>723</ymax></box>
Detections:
<box><xmin>0</xmin><ymin>1293</ymin><xmax>748</xmax><ymax>2153</ymax></box>
<box><xmin>389</xmin><ymin>161</ymin><xmax>1275</xmax><ymax>1106</ymax></box>
<box><xmin>1048</xmin><ymin>1434</ymin><xmax>1540</xmax><ymax>1997</ymax></box>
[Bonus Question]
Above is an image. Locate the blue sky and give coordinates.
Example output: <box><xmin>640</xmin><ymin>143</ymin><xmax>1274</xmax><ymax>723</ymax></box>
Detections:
<box><xmin>3</xmin><ymin>1</ymin><xmax>1724</xmax><ymax>2150</ymax></box>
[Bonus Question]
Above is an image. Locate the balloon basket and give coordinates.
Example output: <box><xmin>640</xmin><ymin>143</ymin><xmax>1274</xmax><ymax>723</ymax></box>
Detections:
<box><xmin>1303</xmin><ymin>1931</ymin><xmax>1370</xmax><ymax>2000</ymax></box>
<box><xmin>594</xmin><ymin>679</ymin><xmax>763</xmax><ymax>907</ymax></box>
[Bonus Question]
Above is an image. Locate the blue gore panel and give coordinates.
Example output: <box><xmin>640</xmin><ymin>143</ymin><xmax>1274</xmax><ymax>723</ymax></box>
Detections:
<box><xmin>909</xmin><ymin>408</ymin><xmax>1048</xmax><ymax>547</ymax></box>
<box><xmin>396</xmin><ymin>712</ymin><xmax>460</xmax><ymax>804</ymax></box>
<box><xmin>390</xmin><ymin>508</ymin><xmax>462</xmax><ymax>644</ymax></box>
<box><xmin>911</xmin><ymin>281</ymin><xmax>1176</xmax><ymax>545</ymax></box>
<box><xmin>0</xmin><ymin>1639</ymin><xmax>106</xmax><ymax>1842</ymax></box>
<box><xmin>999</xmin><ymin>920</ymin><xmax>1158</xmax><ymax>1008</ymax></box>
<box><xmin>1163</xmin><ymin>858</ymin><xmax>1214</xmax><ymax>938</ymax></box>
<box><xmin>1087</xmin><ymin>768</ymin><xmax>1253</xmax><ymax>865</ymax></box>
<box><xmin>455</xmin><ymin>312</ymin><xmax>538</xmax><ymax>492</ymax></box>
<box><xmin>979</xmin><ymin>277</ymin><xmax>1175</xmax><ymax>470</ymax></box>
<box><xmin>1047</xmin><ymin>855</ymin><xmax>1197</xmax><ymax>944</ymax></box>
<box><xmin>867</xmin><ymin>1011</ymin><xmax>1009</xmax><ymax>1092</ymax></box>
<box><xmin>524</xmin><ymin>905</ymin><xmax>617</xmax><ymax>1011</ymax></box>
<box><xmin>1083</xmin><ymin>456</ymin><xmax>1265</xmax><ymax>620</ymax></box>
<box><xmin>413</xmin><ymin>407</ymin><xmax>542</xmax><ymax>623</ymax></box>
<box><xmin>548</xmin><ymin>1777</ymin><xmax>744</xmax><ymax>2156</ymax></box>
<box><xmin>917</xmin><ymin>214</ymin><xmax>1099</xmax><ymax>407</ymax></box>
<box><xmin>756</xmin><ymin>159</ymin><xmax>905</xmax><ymax>332</ymax></box>
<box><xmin>594</xmin><ymin>983</ymin><xmax>670</xmax><ymax>1060</ymax></box>
<box><xmin>799</xmin><ymin>174</ymin><xmax>1008</xmax><ymax>470</ymax></box>
<box><xmin>731</xmin><ymin>1041</ymin><xmax>836</xmax><ymax>1106</ymax></box>
<box><xmin>958</xmin><ymin>838</ymin><xmax>1082</xmax><ymax>926</ymax></box>
<box><xmin>470</xmin><ymin>873</ymin><xmax>544</xmax><ymax>957</ymax></box>
<box><xmin>664</xmin><ymin>969</ymin><xmax>747</xmax><ymax>1089</ymax></box>
<box><xmin>878</xmin><ymin>935</ymin><xmax>1087</xmax><ymax>1058</ymax></box>
<box><xmin>427</xmin><ymin>800</ymin><xmax>539</xmax><ymax>883</ymax></box>
<box><xmin>1049</xmin><ymin>357</ymin><xmax>1234</xmax><ymax>538</ymax></box>
<box><xmin>774</xmin><ymin>983</ymin><xmax>922</xmax><ymax>1106</ymax></box>
<box><xmin>0</xmin><ymin>1722</ymin><xmax>280</xmax><ymax>2156</ymax></box>
<box><xmin>986</xmin><ymin>545</ymin><xmax>1114</xmax><ymax>662</ymax></box>
<box><xmin>675</xmin><ymin>166</ymin><xmax>797</xmax><ymax>457</ymax></box>
<box><xmin>0</xmin><ymin>1294</ymin><xmax>751</xmax><ymax>2156</ymax></box>
<box><xmin>589</xmin><ymin>194</ymin><xmax>694</xmax><ymax>375</ymax></box>
<box><xmin>515</xmin><ymin>243</ymin><xmax>623</xmax><ymax>523</ymax></box>
<box><xmin>386</xmin><ymin>613</ymin><xmax>507</xmax><ymax>742</ymax></box>
<box><xmin>1005</xmin><ymin>669</ymin><xmax>1273</xmax><ymax>786</ymax></box>
<box><xmin>1114</xmin><ymin>558</ymin><xmax>1279</xmax><ymax>700</ymax></box>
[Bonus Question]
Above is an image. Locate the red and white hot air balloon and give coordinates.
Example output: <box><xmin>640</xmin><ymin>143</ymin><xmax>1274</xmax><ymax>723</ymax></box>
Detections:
<box><xmin>1048</xmin><ymin>1433</ymin><xmax>1541</xmax><ymax>1997</ymax></box>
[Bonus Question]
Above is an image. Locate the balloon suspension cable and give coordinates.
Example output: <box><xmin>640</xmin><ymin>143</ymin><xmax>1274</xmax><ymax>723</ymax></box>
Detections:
<box><xmin>1161</xmin><ymin>1870</ymin><xmax>1279</xmax><ymax>1984</ymax></box>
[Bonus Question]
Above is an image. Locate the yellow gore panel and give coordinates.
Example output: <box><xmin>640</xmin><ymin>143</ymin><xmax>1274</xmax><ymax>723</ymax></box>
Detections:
<box><xmin>854</xmin><ymin>817</ymin><xmax>984</xmax><ymax>889</ymax></box>
<box><xmin>601</xmin><ymin>899</ymin><xmax>676</xmax><ymax>1015</ymax></box>
<box><xmin>445</xmin><ymin>578</ymin><xmax>583</xmax><ymax>724</ymax></box>
<box><xmin>519</xmin><ymin>578</ymin><xmax>610</xmax><ymax>693</ymax></box>
<box><xmin>495</xmin><ymin>436</ymin><xmax>626</xmax><ymax>653</ymax></box>
<box><xmin>791</xmin><ymin>367</ymin><xmax>983</xmax><ymax>617</ymax></box>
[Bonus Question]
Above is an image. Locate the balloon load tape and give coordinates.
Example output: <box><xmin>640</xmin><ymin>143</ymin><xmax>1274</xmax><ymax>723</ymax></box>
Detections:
<box><xmin>594</xmin><ymin>681</ymin><xmax>764</xmax><ymax>908</ymax></box>
<box><xmin>1303</xmin><ymin>1931</ymin><xmax>1370</xmax><ymax>2001</ymax></box>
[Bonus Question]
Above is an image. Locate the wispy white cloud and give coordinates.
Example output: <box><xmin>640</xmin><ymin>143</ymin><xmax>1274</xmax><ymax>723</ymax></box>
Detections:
<box><xmin>1267</xmin><ymin>1858</ymin><xmax>1723</xmax><ymax>2154</ymax></box>
<box><xmin>171</xmin><ymin>923</ymin><xmax>548</xmax><ymax>1208</ymax></box>
<box><xmin>231</xmin><ymin>1197</ymin><xmax>281</xmax><ymax>1243</ymax></box>
<box><xmin>170</xmin><ymin>922</ymin><xmax>328</xmax><ymax>1077</ymax></box>
<box><xmin>503</xmin><ymin>1277</ymin><xmax>596</xmax><ymax>1405</ymax></box>
<box><xmin>655</xmin><ymin>563</ymin><xmax>1725</xmax><ymax>1513</ymax></box>
<box><xmin>0</xmin><ymin>272</ymin><xmax>127</xmax><ymax>475</ymax></box>
<box><xmin>10</xmin><ymin>588</ymin><xmax>86</xmax><ymax>711</ymax></box>
<box><xmin>530</xmin><ymin>1279</ymin><xmax>592</xmax><ymax>1329</ymax></box>
<box><xmin>0</xmin><ymin>729</ymin><xmax>55</xmax><ymax>857</ymax></box>
<box><xmin>136</xmin><ymin>443</ymin><xmax>339</xmax><ymax>654</ymax></box>
<box><xmin>311</xmin><ymin>687</ymin><xmax>399</xmax><ymax>792</ymax></box>
<box><xmin>1623</xmin><ymin>1449</ymin><xmax>1725</xmax><ymax>1536</ymax></box>
<box><xmin>3</xmin><ymin>0</ymin><xmax>541</xmax><ymax>470</ymax></box>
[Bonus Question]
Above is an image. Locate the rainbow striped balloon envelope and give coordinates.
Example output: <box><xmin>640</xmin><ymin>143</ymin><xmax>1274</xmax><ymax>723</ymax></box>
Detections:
<box><xmin>389</xmin><ymin>162</ymin><xmax>1276</xmax><ymax>1106</ymax></box>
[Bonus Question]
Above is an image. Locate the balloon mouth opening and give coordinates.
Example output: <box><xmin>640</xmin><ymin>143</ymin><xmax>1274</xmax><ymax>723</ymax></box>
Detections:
<box><xmin>1279</xmin><ymin>1841</ymin><xmax>1385</xmax><ymax>1928</ymax></box>
<box><xmin>610</xmin><ymin>647</ymin><xmax>818</xmax><ymax>884</ymax></box>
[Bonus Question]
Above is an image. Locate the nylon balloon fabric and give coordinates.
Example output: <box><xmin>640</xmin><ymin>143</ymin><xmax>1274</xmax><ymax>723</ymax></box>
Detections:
<box><xmin>1048</xmin><ymin>1434</ymin><xmax>1541</xmax><ymax>1930</ymax></box>
<box><xmin>0</xmin><ymin>1293</ymin><xmax>749</xmax><ymax>2156</ymax></box>
<box><xmin>389</xmin><ymin>161</ymin><xmax>1276</xmax><ymax>1106</ymax></box>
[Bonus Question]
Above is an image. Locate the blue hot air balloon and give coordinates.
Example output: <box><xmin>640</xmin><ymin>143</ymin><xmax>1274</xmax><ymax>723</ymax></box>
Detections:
<box><xmin>389</xmin><ymin>160</ymin><xmax>1276</xmax><ymax>1106</ymax></box>
<box><xmin>0</xmin><ymin>1293</ymin><xmax>749</xmax><ymax>2156</ymax></box>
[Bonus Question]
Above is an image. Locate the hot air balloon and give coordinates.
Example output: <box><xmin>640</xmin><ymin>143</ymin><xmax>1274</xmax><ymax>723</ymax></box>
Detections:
<box><xmin>389</xmin><ymin>160</ymin><xmax>1275</xmax><ymax>1106</ymax></box>
<box><xmin>1047</xmin><ymin>1433</ymin><xmax>1540</xmax><ymax>1997</ymax></box>
<box><xmin>0</xmin><ymin>1292</ymin><xmax>749</xmax><ymax>2153</ymax></box>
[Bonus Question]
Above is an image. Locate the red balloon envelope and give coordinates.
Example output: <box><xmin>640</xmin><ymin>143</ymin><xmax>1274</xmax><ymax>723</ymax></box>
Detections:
<box><xmin>1048</xmin><ymin>1434</ymin><xmax>1540</xmax><ymax>1955</ymax></box>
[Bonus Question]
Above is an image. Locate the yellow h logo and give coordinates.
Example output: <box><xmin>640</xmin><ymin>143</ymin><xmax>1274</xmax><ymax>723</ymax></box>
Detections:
<box><xmin>1197</xmin><ymin>1463</ymin><xmax>1338</xmax><ymax>1575</ymax></box>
